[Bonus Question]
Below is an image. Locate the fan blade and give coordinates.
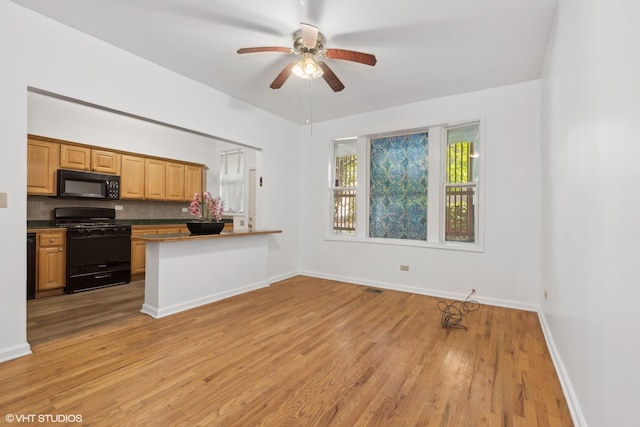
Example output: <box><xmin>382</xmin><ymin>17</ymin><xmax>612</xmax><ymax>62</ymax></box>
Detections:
<box><xmin>300</xmin><ymin>23</ymin><xmax>319</xmax><ymax>48</ymax></box>
<box><xmin>324</xmin><ymin>49</ymin><xmax>377</xmax><ymax>66</ymax></box>
<box><xmin>317</xmin><ymin>61</ymin><xmax>345</xmax><ymax>92</ymax></box>
<box><xmin>270</xmin><ymin>62</ymin><xmax>296</xmax><ymax>89</ymax></box>
<box><xmin>237</xmin><ymin>47</ymin><xmax>293</xmax><ymax>54</ymax></box>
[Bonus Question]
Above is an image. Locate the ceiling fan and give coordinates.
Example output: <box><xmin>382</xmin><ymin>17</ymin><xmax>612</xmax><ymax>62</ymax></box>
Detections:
<box><xmin>237</xmin><ymin>23</ymin><xmax>377</xmax><ymax>92</ymax></box>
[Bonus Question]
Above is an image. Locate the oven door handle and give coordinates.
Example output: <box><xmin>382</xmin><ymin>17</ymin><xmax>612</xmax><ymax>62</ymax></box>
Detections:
<box><xmin>94</xmin><ymin>273</ymin><xmax>113</xmax><ymax>279</ymax></box>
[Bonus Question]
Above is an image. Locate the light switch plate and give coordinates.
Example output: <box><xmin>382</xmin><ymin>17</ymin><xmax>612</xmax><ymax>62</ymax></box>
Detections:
<box><xmin>233</xmin><ymin>216</ymin><xmax>248</xmax><ymax>231</ymax></box>
<box><xmin>0</xmin><ymin>192</ymin><xmax>7</xmax><ymax>208</ymax></box>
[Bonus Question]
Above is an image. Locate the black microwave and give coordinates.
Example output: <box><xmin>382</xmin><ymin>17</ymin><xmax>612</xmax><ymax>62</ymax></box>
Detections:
<box><xmin>57</xmin><ymin>169</ymin><xmax>121</xmax><ymax>199</ymax></box>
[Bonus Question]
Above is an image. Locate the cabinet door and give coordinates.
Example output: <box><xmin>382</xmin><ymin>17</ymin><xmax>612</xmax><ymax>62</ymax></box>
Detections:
<box><xmin>166</xmin><ymin>162</ymin><xmax>185</xmax><ymax>201</ymax></box>
<box><xmin>131</xmin><ymin>227</ymin><xmax>157</xmax><ymax>276</ymax></box>
<box><xmin>91</xmin><ymin>149</ymin><xmax>121</xmax><ymax>175</ymax></box>
<box><xmin>145</xmin><ymin>159</ymin><xmax>166</xmax><ymax>200</ymax></box>
<box><xmin>27</xmin><ymin>138</ymin><xmax>60</xmax><ymax>195</ymax></box>
<box><xmin>184</xmin><ymin>165</ymin><xmax>203</xmax><ymax>202</ymax></box>
<box><xmin>121</xmin><ymin>155</ymin><xmax>145</xmax><ymax>199</ymax></box>
<box><xmin>60</xmin><ymin>144</ymin><xmax>91</xmax><ymax>171</ymax></box>
<box><xmin>37</xmin><ymin>246</ymin><xmax>65</xmax><ymax>291</ymax></box>
<box><xmin>131</xmin><ymin>240</ymin><xmax>147</xmax><ymax>276</ymax></box>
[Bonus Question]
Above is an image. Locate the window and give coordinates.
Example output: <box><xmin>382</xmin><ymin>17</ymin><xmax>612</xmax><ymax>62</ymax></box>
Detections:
<box><xmin>444</xmin><ymin>124</ymin><xmax>479</xmax><ymax>242</ymax></box>
<box><xmin>332</xmin><ymin>139</ymin><xmax>357</xmax><ymax>235</ymax></box>
<box><xmin>329</xmin><ymin>120</ymin><xmax>482</xmax><ymax>250</ymax></box>
<box><xmin>369</xmin><ymin>132</ymin><xmax>428</xmax><ymax>240</ymax></box>
<box><xmin>220</xmin><ymin>149</ymin><xmax>244</xmax><ymax>213</ymax></box>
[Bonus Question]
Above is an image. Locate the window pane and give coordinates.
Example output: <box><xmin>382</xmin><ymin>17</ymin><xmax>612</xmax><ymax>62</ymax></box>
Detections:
<box><xmin>445</xmin><ymin>123</ymin><xmax>478</xmax><ymax>243</ymax></box>
<box><xmin>369</xmin><ymin>132</ymin><xmax>428</xmax><ymax>240</ymax></box>
<box><xmin>333</xmin><ymin>189</ymin><xmax>356</xmax><ymax>234</ymax></box>
<box><xmin>334</xmin><ymin>141</ymin><xmax>357</xmax><ymax>187</ymax></box>
<box><xmin>445</xmin><ymin>185</ymin><xmax>475</xmax><ymax>242</ymax></box>
<box><xmin>220</xmin><ymin>150</ymin><xmax>244</xmax><ymax>213</ymax></box>
<box><xmin>447</xmin><ymin>124</ymin><xmax>479</xmax><ymax>184</ymax></box>
<box><xmin>333</xmin><ymin>140</ymin><xmax>357</xmax><ymax>234</ymax></box>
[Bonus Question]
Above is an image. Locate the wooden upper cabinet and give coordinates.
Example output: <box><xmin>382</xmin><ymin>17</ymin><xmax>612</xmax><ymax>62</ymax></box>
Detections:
<box><xmin>91</xmin><ymin>149</ymin><xmax>121</xmax><ymax>175</ymax></box>
<box><xmin>145</xmin><ymin>158</ymin><xmax>166</xmax><ymax>200</ymax></box>
<box><xmin>27</xmin><ymin>134</ymin><xmax>207</xmax><ymax>202</ymax></box>
<box><xmin>27</xmin><ymin>136</ymin><xmax>60</xmax><ymax>195</ymax></box>
<box><xmin>120</xmin><ymin>154</ymin><xmax>145</xmax><ymax>200</ymax></box>
<box><xmin>60</xmin><ymin>144</ymin><xmax>120</xmax><ymax>175</ymax></box>
<box><xmin>166</xmin><ymin>162</ymin><xmax>185</xmax><ymax>201</ymax></box>
<box><xmin>184</xmin><ymin>165</ymin><xmax>204</xmax><ymax>202</ymax></box>
<box><xmin>60</xmin><ymin>144</ymin><xmax>91</xmax><ymax>171</ymax></box>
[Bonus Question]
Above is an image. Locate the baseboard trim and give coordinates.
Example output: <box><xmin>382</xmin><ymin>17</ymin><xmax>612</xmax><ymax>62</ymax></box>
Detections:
<box><xmin>141</xmin><ymin>281</ymin><xmax>269</xmax><ymax>319</ymax></box>
<box><xmin>537</xmin><ymin>311</ymin><xmax>587</xmax><ymax>427</ymax></box>
<box><xmin>298</xmin><ymin>270</ymin><xmax>538</xmax><ymax>312</ymax></box>
<box><xmin>0</xmin><ymin>343</ymin><xmax>32</xmax><ymax>363</ymax></box>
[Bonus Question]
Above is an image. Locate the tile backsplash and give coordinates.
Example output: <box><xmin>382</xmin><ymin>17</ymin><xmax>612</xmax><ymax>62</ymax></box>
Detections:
<box><xmin>28</xmin><ymin>196</ymin><xmax>193</xmax><ymax>221</ymax></box>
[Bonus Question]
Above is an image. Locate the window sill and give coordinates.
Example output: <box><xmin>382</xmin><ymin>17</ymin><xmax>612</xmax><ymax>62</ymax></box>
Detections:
<box><xmin>324</xmin><ymin>235</ymin><xmax>484</xmax><ymax>253</ymax></box>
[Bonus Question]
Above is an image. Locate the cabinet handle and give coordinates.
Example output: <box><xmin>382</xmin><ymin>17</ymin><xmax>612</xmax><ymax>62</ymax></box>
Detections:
<box><xmin>50</xmin><ymin>238</ymin><xmax>55</xmax><ymax>242</ymax></box>
<box><xmin>59</xmin><ymin>248</ymin><xmax>63</xmax><ymax>252</ymax></box>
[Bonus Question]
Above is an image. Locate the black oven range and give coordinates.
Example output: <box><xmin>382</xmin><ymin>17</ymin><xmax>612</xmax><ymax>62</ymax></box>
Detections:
<box><xmin>54</xmin><ymin>207</ymin><xmax>131</xmax><ymax>293</ymax></box>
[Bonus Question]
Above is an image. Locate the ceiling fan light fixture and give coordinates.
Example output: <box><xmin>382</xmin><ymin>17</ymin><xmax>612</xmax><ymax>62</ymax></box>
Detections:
<box><xmin>292</xmin><ymin>55</ymin><xmax>323</xmax><ymax>80</ymax></box>
<box><xmin>303</xmin><ymin>57</ymin><xmax>317</xmax><ymax>74</ymax></box>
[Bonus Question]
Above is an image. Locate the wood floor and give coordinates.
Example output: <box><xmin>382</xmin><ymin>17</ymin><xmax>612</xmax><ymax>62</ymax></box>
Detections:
<box><xmin>3</xmin><ymin>276</ymin><xmax>573</xmax><ymax>426</ymax></box>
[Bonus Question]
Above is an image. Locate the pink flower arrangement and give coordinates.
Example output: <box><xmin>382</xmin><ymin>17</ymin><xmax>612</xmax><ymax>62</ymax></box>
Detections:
<box><xmin>189</xmin><ymin>192</ymin><xmax>224</xmax><ymax>222</ymax></box>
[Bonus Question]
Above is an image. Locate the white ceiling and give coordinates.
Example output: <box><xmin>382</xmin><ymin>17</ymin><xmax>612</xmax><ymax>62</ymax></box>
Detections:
<box><xmin>12</xmin><ymin>0</ymin><xmax>558</xmax><ymax>125</ymax></box>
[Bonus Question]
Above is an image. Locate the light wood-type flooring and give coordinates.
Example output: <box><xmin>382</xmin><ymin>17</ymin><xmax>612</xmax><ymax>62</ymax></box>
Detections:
<box><xmin>2</xmin><ymin>276</ymin><xmax>573</xmax><ymax>426</ymax></box>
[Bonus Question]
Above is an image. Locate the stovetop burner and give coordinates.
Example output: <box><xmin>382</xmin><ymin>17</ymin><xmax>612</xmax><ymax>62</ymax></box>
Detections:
<box><xmin>66</xmin><ymin>222</ymin><xmax>118</xmax><ymax>228</ymax></box>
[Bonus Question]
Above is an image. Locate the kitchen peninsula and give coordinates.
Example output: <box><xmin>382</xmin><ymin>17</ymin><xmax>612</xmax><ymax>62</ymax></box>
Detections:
<box><xmin>132</xmin><ymin>229</ymin><xmax>282</xmax><ymax>318</ymax></box>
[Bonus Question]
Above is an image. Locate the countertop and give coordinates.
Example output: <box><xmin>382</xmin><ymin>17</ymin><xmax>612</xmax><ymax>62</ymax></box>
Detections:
<box><xmin>131</xmin><ymin>229</ymin><xmax>282</xmax><ymax>243</ymax></box>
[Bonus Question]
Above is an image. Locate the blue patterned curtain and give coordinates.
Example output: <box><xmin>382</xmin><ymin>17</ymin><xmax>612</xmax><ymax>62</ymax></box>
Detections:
<box><xmin>369</xmin><ymin>133</ymin><xmax>428</xmax><ymax>240</ymax></box>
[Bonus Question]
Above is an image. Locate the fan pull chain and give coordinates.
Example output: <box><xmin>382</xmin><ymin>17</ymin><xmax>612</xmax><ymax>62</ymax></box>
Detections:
<box><xmin>306</xmin><ymin>79</ymin><xmax>313</xmax><ymax>135</ymax></box>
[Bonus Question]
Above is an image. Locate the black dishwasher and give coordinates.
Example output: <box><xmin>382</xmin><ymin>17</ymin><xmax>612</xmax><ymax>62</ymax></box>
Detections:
<box><xmin>27</xmin><ymin>233</ymin><xmax>36</xmax><ymax>299</ymax></box>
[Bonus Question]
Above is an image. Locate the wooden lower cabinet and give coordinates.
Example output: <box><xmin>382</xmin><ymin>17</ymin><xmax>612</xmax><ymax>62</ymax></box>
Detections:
<box><xmin>36</xmin><ymin>230</ymin><xmax>66</xmax><ymax>297</ymax></box>
<box><xmin>131</xmin><ymin>225</ymin><xmax>189</xmax><ymax>279</ymax></box>
<box><xmin>131</xmin><ymin>226</ymin><xmax>156</xmax><ymax>279</ymax></box>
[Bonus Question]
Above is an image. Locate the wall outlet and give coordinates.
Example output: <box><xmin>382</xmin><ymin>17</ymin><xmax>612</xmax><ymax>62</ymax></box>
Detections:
<box><xmin>400</xmin><ymin>265</ymin><xmax>410</xmax><ymax>272</ymax></box>
<box><xmin>114</xmin><ymin>205</ymin><xmax>123</xmax><ymax>211</ymax></box>
<box><xmin>182</xmin><ymin>207</ymin><xmax>188</xmax><ymax>212</ymax></box>
<box><xmin>0</xmin><ymin>192</ymin><xmax>7</xmax><ymax>208</ymax></box>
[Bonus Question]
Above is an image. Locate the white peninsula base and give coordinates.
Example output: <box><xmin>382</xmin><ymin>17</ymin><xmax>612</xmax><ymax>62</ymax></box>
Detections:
<box><xmin>135</xmin><ymin>230</ymin><xmax>281</xmax><ymax>318</ymax></box>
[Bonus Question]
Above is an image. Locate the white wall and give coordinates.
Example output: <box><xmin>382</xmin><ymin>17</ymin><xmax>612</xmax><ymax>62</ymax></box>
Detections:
<box><xmin>540</xmin><ymin>0</ymin><xmax>640</xmax><ymax>425</ymax></box>
<box><xmin>28</xmin><ymin>91</ymin><xmax>261</xmax><ymax>208</ymax></box>
<box><xmin>0</xmin><ymin>0</ymin><xmax>300</xmax><ymax>361</ymax></box>
<box><xmin>298</xmin><ymin>81</ymin><xmax>541</xmax><ymax>309</ymax></box>
<box><xmin>28</xmin><ymin>91</ymin><xmax>226</xmax><ymax>195</ymax></box>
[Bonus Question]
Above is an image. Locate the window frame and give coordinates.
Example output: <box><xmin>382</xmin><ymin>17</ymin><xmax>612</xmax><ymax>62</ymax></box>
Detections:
<box><xmin>327</xmin><ymin>117</ymin><xmax>485</xmax><ymax>252</ymax></box>
<box><xmin>441</xmin><ymin>121</ymin><xmax>481</xmax><ymax>246</ymax></box>
<box><xmin>330</xmin><ymin>138</ymin><xmax>358</xmax><ymax>236</ymax></box>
